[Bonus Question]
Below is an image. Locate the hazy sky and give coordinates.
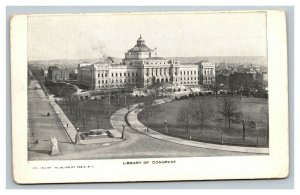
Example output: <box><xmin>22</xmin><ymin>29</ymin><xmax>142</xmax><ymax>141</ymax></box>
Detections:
<box><xmin>28</xmin><ymin>12</ymin><xmax>267</xmax><ymax>61</ymax></box>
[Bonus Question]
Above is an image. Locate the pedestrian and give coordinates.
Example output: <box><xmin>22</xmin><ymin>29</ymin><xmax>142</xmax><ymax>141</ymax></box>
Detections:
<box><xmin>67</xmin><ymin>123</ymin><xmax>68</xmax><ymax>128</ymax></box>
<box><xmin>35</xmin><ymin>139</ymin><xmax>39</xmax><ymax>144</ymax></box>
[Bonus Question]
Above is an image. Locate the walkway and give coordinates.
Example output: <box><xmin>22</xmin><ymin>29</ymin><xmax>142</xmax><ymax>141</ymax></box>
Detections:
<box><xmin>28</xmin><ymin>79</ymin><xmax>74</xmax><ymax>159</ymax></box>
<box><xmin>49</xmin><ymin>96</ymin><xmax>77</xmax><ymax>143</ymax></box>
<box><xmin>126</xmin><ymin>103</ymin><xmax>269</xmax><ymax>154</ymax></box>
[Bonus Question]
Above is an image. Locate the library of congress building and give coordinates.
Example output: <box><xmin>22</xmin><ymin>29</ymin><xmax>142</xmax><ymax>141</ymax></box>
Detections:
<box><xmin>77</xmin><ymin>35</ymin><xmax>215</xmax><ymax>90</ymax></box>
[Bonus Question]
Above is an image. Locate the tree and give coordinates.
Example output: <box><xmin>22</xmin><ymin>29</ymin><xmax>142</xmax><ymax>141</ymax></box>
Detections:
<box><xmin>177</xmin><ymin>106</ymin><xmax>192</xmax><ymax>132</ymax></box>
<box><xmin>142</xmin><ymin>96</ymin><xmax>155</xmax><ymax>119</ymax></box>
<box><xmin>219</xmin><ymin>97</ymin><xmax>239</xmax><ymax>130</ymax></box>
<box><xmin>211</xmin><ymin>82</ymin><xmax>221</xmax><ymax>99</ymax></box>
<box><xmin>234</xmin><ymin>113</ymin><xmax>249</xmax><ymax>140</ymax></box>
<box><xmin>191</xmin><ymin>98</ymin><xmax>210</xmax><ymax>137</ymax></box>
<box><xmin>260</xmin><ymin>106</ymin><xmax>269</xmax><ymax>145</ymax></box>
<box><xmin>94</xmin><ymin>102</ymin><xmax>105</xmax><ymax>129</ymax></box>
<box><xmin>124</xmin><ymin>82</ymin><xmax>135</xmax><ymax>113</ymax></box>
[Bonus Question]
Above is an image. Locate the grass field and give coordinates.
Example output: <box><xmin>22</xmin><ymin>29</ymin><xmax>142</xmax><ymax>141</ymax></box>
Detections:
<box><xmin>58</xmin><ymin>95</ymin><xmax>153</xmax><ymax>132</ymax></box>
<box><xmin>139</xmin><ymin>96</ymin><xmax>269</xmax><ymax>147</ymax></box>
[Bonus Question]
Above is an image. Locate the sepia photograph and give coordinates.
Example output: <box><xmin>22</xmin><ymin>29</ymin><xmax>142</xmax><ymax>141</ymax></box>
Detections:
<box><xmin>11</xmin><ymin>10</ymin><xmax>289</xmax><ymax>183</ymax></box>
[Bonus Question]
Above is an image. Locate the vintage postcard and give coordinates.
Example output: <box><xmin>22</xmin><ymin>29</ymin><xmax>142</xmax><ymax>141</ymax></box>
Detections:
<box><xmin>11</xmin><ymin>10</ymin><xmax>289</xmax><ymax>183</ymax></box>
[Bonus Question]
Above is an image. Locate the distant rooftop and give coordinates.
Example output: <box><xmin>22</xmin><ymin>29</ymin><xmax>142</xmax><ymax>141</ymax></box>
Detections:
<box><xmin>48</xmin><ymin>66</ymin><xmax>60</xmax><ymax>70</ymax></box>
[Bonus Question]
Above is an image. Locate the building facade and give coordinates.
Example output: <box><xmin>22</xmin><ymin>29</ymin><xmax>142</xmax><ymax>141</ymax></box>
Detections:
<box><xmin>77</xmin><ymin>35</ymin><xmax>215</xmax><ymax>90</ymax></box>
<box><xmin>47</xmin><ymin>66</ymin><xmax>70</xmax><ymax>82</ymax></box>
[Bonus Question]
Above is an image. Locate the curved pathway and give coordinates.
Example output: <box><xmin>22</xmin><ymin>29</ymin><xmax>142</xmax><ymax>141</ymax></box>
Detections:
<box><xmin>126</xmin><ymin>102</ymin><xmax>269</xmax><ymax>154</ymax></box>
<box><xmin>108</xmin><ymin>104</ymin><xmax>265</xmax><ymax>158</ymax></box>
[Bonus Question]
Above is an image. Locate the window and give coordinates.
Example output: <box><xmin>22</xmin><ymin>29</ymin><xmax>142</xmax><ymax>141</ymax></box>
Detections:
<box><xmin>98</xmin><ymin>80</ymin><xmax>100</xmax><ymax>84</ymax></box>
<box><xmin>111</xmin><ymin>73</ymin><xmax>113</xmax><ymax>77</ymax></box>
<box><xmin>102</xmin><ymin>80</ymin><xmax>104</xmax><ymax>84</ymax></box>
<box><xmin>124</xmin><ymin>73</ymin><xmax>126</xmax><ymax>76</ymax></box>
<box><xmin>101</xmin><ymin>74</ymin><xmax>103</xmax><ymax>77</ymax></box>
<box><xmin>120</xmin><ymin>73</ymin><xmax>122</xmax><ymax>77</ymax></box>
<box><xmin>98</xmin><ymin>74</ymin><xmax>100</xmax><ymax>77</ymax></box>
<box><xmin>105</xmin><ymin>80</ymin><xmax>107</xmax><ymax>84</ymax></box>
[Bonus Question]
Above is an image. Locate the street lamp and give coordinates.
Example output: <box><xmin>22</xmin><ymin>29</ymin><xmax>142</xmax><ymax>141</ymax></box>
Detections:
<box><xmin>121</xmin><ymin>123</ymin><xmax>126</xmax><ymax>139</ymax></box>
<box><xmin>164</xmin><ymin>120</ymin><xmax>168</xmax><ymax>134</ymax></box>
<box><xmin>220</xmin><ymin>128</ymin><xmax>223</xmax><ymax>145</ymax></box>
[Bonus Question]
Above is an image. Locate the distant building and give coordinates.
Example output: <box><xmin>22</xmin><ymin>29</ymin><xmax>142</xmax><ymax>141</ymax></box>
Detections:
<box><xmin>262</xmin><ymin>72</ymin><xmax>268</xmax><ymax>82</ymax></box>
<box><xmin>77</xmin><ymin>35</ymin><xmax>215</xmax><ymax>90</ymax></box>
<box><xmin>47</xmin><ymin>66</ymin><xmax>69</xmax><ymax>82</ymax></box>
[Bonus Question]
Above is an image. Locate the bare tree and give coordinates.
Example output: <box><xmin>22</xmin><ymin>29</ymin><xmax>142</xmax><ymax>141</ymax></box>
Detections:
<box><xmin>191</xmin><ymin>98</ymin><xmax>210</xmax><ymax>137</ymax></box>
<box><xmin>142</xmin><ymin>96</ymin><xmax>155</xmax><ymax>119</ymax></box>
<box><xmin>219</xmin><ymin>97</ymin><xmax>239</xmax><ymax>130</ymax></box>
<box><xmin>94</xmin><ymin>102</ymin><xmax>104</xmax><ymax>129</ymax></box>
<box><xmin>260</xmin><ymin>106</ymin><xmax>269</xmax><ymax>145</ymax></box>
<box><xmin>177</xmin><ymin>106</ymin><xmax>191</xmax><ymax>132</ymax></box>
<box><xmin>124</xmin><ymin>82</ymin><xmax>135</xmax><ymax>113</ymax></box>
<box><xmin>80</xmin><ymin>108</ymin><xmax>87</xmax><ymax>131</ymax></box>
<box><xmin>234</xmin><ymin>113</ymin><xmax>249</xmax><ymax>140</ymax></box>
<box><xmin>211</xmin><ymin>82</ymin><xmax>220</xmax><ymax>99</ymax></box>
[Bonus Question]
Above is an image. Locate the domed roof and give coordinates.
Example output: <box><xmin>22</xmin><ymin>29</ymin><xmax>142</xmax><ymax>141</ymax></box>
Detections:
<box><xmin>129</xmin><ymin>45</ymin><xmax>153</xmax><ymax>52</ymax></box>
<box><xmin>128</xmin><ymin>35</ymin><xmax>154</xmax><ymax>52</ymax></box>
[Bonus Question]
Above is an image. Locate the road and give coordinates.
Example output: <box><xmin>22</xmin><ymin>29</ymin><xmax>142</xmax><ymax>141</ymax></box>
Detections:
<box><xmin>28</xmin><ymin>79</ymin><xmax>73</xmax><ymax>159</ymax></box>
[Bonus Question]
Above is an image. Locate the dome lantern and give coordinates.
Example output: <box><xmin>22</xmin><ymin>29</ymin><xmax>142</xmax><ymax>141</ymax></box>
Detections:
<box><xmin>137</xmin><ymin>34</ymin><xmax>145</xmax><ymax>46</ymax></box>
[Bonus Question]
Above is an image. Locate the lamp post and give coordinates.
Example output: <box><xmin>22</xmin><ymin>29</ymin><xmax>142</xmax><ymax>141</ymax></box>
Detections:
<box><xmin>164</xmin><ymin>120</ymin><xmax>168</xmax><ymax>134</ymax></box>
<box><xmin>220</xmin><ymin>129</ymin><xmax>223</xmax><ymax>145</ymax></box>
<box><xmin>121</xmin><ymin>123</ymin><xmax>126</xmax><ymax>139</ymax></box>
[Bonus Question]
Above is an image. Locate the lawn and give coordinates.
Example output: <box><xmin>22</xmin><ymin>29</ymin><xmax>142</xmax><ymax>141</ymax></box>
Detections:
<box><xmin>138</xmin><ymin>96</ymin><xmax>269</xmax><ymax>147</ymax></box>
<box><xmin>57</xmin><ymin>95</ymin><xmax>154</xmax><ymax>133</ymax></box>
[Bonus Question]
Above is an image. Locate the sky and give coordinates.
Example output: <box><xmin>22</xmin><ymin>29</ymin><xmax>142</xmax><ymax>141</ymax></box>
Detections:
<box><xmin>28</xmin><ymin>11</ymin><xmax>267</xmax><ymax>61</ymax></box>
